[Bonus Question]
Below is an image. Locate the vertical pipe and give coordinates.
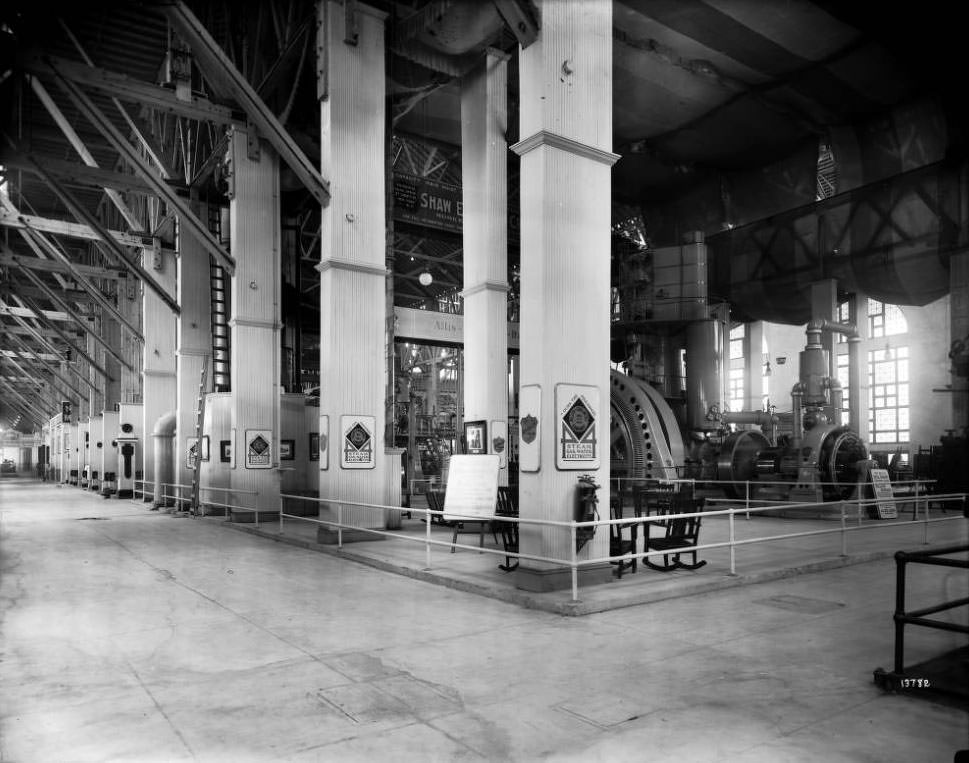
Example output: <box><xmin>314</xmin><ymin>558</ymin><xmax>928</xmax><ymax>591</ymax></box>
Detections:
<box><xmin>729</xmin><ymin>507</ymin><xmax>736</xmax><ymax>575</ymax></box>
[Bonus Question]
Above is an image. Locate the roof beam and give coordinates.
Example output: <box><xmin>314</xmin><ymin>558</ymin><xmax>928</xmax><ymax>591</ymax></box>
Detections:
<box><xmin>14</xmin><ymin>147</ymin><xmax>181</xmax><ymax>315</ymax></box>
<box><xmin>48</xmin><ymin>62</ymin><xmax>237</xmax><ymax>276</ymax></box>
<box><xmin>1</xmin><ymin>329</ymin><xmax>92</xmax><ymax>399</ymax></box>
<box><xmin>0</xmin><ymin>149</ymin><xmax>156</xmax><ymax>196</ymax></box>
<box><xmin>0</xmin><ymin>251</ymin><xmax>127</xmax><ymax>281</ymax></box>
<box><xmin>159</xmin><ymin>0</ymin><xmax>331</xmax><ymax>208</ymax></box>
<box><xmin>12</xmin><ymin>288</ymin><xmax>113</xmax><ymax>381</ymax></box>
<box><xmin>0</xmin><ymin>378</ymin><xmax>53</xmax><ymax>421</ymax></box>
<box><xmin>0</xmin><ymin>302</ymin><xmax>71</xmax><ymax>322</ymax></box>
<box><xmin>15</xmin><ymin>264</ymin><xmax>136</xmax><ymax>373</ymax></box>
<box><xmin>26</xmin><ymin>73</ymin><xmax>144</xmax><ymax>232</ymax></box>
<box><xmin>0</xmin><ymin>350</ymin><xmax>77</xmax><ymax>406</ymax></box>
<box><xmin>0</xmin><ymin>207</ymin><xmax>166</xmax><ymax>252</ymax></box>
<box><xmin>16</xmin><ymin>224</ymin><xmax>145</xmax><ymax>343</ymax></box>
<box><xmin>30</xmin><ymin>54</ymin><xmax>238</xmax><ymax>126</ymax></box>
<box><xmin>58</xmin><ymin>16</ymin><xmax>180</xmax><ymax>180</ymax></box>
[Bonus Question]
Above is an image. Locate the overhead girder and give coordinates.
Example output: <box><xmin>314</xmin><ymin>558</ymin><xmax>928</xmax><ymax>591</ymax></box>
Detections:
<box><xmin>11</xmin><ymin>288</ymin><xmax>114</xmax><ymax>381</ymax></box>
<box><xmin>0</xmin><ymin>331</ymin><xmax>89</xmax><ymax>400</ymax></box>
<box><xmin>0</xmin><ymin>208</ymin><xmax>170</xmax><ymax>253</ymax></box>
<box><xmin>158</xmin><ymin>0</ymin><xmax>330</xmax><ymax>208</ymax></box>
<box><xmin>14</xmin><ymin>147</ymin><xmax>181</xmax><ymax>315</ymax></box>
<box><xmin>0</xmin><ymin>378</ymin><xmax>53</xmax><ymax>421</ymax></box>
<box><xmin>0</xmin><ymin>349</ymin><xmax>79</xmax><ymax>404</ymax></box>
<box><xmin>13</xmin><ymin>225</ymin><xmax>145</xmax><ymax>343</ymax></box>
<box><xmin>0</xmin><ymin>150</ymin><xmax>156</xmax><ymax>196</ymax></box>
<box><xmin>0</xmin><ymin>251</ymin><xmax>127</xmax><ymax>281</ymax></box>
<box><xmin>46</xmin><ymin>60</ymin><xmax>237</xmax><ymax>276</ymax></box>
<box><xmin>14</xmin><ymin>265</ymin><xmax>136</xmax><ymax>374</ymax></box>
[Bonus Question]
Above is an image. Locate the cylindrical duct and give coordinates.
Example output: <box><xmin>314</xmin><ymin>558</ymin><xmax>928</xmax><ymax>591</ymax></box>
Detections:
<box><xmin>686</xmin><ymin>320</ymin><xmax>723</xmax><ymax>429</ymax></box>
<box><xmin>151</xmin><ymin>411</ymin><xmax>176</xmax><ymax>508</ymax></box>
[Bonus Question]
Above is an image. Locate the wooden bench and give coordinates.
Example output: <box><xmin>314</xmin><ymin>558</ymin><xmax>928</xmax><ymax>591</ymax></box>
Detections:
<box><xmin>641</xmin><ymin>488</ymin><xmax>706</xmax><ymax>572</ymax></box>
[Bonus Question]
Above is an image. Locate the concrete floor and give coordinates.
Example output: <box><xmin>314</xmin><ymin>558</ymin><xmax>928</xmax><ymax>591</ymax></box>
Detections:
<box><xmin>2</xmin><ymin>477</ymin><xmax>967</xmax><ymax>762</ymax></box>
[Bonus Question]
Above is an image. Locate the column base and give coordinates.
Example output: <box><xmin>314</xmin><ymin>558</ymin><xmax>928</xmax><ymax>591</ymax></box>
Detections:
<box><xmin>515</xmin><ymin>562</ymin><xmax>613</xmax><ymax>593</ymax></box>
<box><xmin>316</xmin><ymin>527</ymin><xmax>386</xmax><ymax>545</ymax></box>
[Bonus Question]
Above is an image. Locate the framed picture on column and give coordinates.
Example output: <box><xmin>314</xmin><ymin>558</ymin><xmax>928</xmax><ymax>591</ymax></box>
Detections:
<box><xmin>464</xmin><ymin>420</ymin><xmax>487</xmax><ymax>455</ymax></box>
<box><xmin>519</xmin><ymin>384</ymin><xmax>541</xmax><ymax>472</ymax></box>
<box><xmin>319</xmin><ymin>415</ymin><xmax>329</xmax><ymax>470</ymax></box>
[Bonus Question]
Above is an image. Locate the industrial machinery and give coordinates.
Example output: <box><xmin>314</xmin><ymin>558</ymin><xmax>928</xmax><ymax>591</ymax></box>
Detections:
<box><xmin>610</xmin><ymin>319</ymin><xmax>871</xmax><ymax>502</ymax></box>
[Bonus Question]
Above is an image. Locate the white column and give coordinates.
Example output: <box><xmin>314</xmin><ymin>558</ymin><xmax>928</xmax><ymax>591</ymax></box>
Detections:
<box><xmin>175</xmin><ymin>198</ymin><xmax>212</xmax><ymax>489</ymax></box>
<box><xmin>951</xmin><ymin>252</ymin><xmax>969</xmax><ymax>431</ymax></box>
<box><xmin>511</xmin><ymin>0</ymin><xmax>617</xmax><ymax>591</ymax></box>
<box><xmin>316</xmin><ymin>1</ymin><xmax>389</xmax><ymax>536</ymax></box>
<box><xmin>141</xmin><ymin>252</ymin><xmax>177</xmax><ymax>493</ymax></box>
<box><xmin>462</xmin><ymin>50</ymin><xmax>510</xmax><ymax>484</ymax></box>
<box><xmin>228</xmin><ymin>129</ymin><xmax>282</xmax><ymax>515</ymax></box>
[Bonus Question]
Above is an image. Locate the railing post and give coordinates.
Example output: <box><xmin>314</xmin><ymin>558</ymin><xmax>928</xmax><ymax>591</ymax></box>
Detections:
<box><xmin>338</xmin><ymin>503</ymin><xmax>343</xmax><ymax>548</ymax></box>
<box><xmin>922</xmin><ymin>494</ymin><xmax>930</xmax><ymax>545</ymax></box>
<box><xmin>893</xmin><ymin>553</ymin><xmax>907</xmax><ymax>674</ymax></box>
<box><xmin>425</xmin><ymin>502</ymin><xmax>431</xmax><ymax>569</ymax></box>
<box><xmin>840</xmin><ymin>502</ymin><xmax>847</xmax><ymax>557</ymax></box>
<box><xmin>254</xmin><ymin>501</ymin><xmax>259</xmax><ymax>528</ymax></box>
<box><xmin>745</xmin><ymin>480</ymin><xmax>750</xmax><ymax>520</ymax></box>
<box><xmin>570</xmin><ymin>521</ymin><xmax>578</xmax><ymax>603</ymax></box>
<box><xmin>729</xmin><ymin>506</ymin><xmax>736</xmax><ymax>575</ymax></box>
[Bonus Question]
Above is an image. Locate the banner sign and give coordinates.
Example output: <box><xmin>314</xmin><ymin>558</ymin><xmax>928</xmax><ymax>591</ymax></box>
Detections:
<box><xmin>555</xmin><ymin>384</ymin><xmax>600</xmax><ymax>470</ymax></box>
<box><xmin>341</xmin><ymin>415</ymin><xmax>375</xmax><ymax>469</ymax></box>
<box><xmin>519</xmin><ymin>384</ymin><xmax>541</xmax><ymax>472</ymax></box>
<box><xmin>393</xmin><ymin>172</ymin><xmax>463</xmax><ymax>234</ymax></box>
<box><xmin>245</xmin><ymin>429</ymin><xmax>272</xmax><ymax>469</ymax></box>
<box><xmin>394</xmin><ymin>307</ymin><xmax>519</xmax><ymax>350</ymax></box>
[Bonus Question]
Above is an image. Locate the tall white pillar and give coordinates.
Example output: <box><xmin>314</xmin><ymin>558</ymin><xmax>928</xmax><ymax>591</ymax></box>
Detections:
<box><xmin>462</xmin><ymin>50</ymin><xmax>510</xmax><ymax>484</ymax></box>
<box><xmin>228</xmin><ymin>129</ymin><xmax>281</xmax><ymax>516</ymax></box>
<box><xmin>141</xmin><ymin>252</ymin><xmax>177</xmax><ymax>493</ymax></box>
<box><xmin>316</xmin><ymin>1</ymin><xmax>390</xmax><ymax>536</ymax></box>
<box><xmin>511</xmin><ymin>0</ymin><xmax>617</xmax><ymax>591</ymax></box>
<box><xmin>175</xmin><ymin>198</ymin><xmax>213</xmax><ymax>490</ymax></box>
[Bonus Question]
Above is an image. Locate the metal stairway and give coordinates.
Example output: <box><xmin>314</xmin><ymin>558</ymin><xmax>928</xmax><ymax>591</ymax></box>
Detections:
<box><xmin>208</xmin><ymin>204</ymin><xmax>231</xmax><ymax>392</ymax></box>
<box><xmin>189</xmin><ymin>361</ymin><xmax>208</xmax><ymax>516</ymax></box>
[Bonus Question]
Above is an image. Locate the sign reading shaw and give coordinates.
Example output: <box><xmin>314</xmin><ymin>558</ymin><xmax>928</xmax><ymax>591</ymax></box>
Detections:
<box><xmin>393</xmin><ymin>173</ymin><xmax>463</xmax><ymax>234</ymax></box>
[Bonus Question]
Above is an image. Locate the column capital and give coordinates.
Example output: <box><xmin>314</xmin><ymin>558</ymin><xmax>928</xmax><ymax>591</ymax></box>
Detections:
<box><xmin>316</xmin><ymin>258</ymin><xmax>387</xmax><ymax>277</ymax></box>
<box><xmin>462</xmin><ymin>281</ymin><xmax>510</xmax><ymax>299</ymax></box>
<box><xmin>510</xmin><ymin>130</ymin><xmax>620</xmax><ymax>167</ymax></box>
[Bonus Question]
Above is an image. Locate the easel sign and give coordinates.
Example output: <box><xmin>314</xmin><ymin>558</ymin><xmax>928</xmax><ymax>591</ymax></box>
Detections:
<box><xmin>868</xmin><ymin>467</ymin><xmax>898</xmax><ymax>519</ymax></box>
<box><xmin>442</xmin><ymin>455</ymin><xmax>500</xmax><ymax>522</ymax></box>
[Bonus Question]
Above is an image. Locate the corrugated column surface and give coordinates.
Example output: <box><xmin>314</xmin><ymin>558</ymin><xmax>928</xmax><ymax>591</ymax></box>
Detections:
<box><xmin>462</xmin><ymin>49</ymin><xmax>510</xmax><ymax>487</ymax></box>
<box><xmin>141</xmin><ymin>249</ymin><xmax>177</xmax><ymax>492</ymax></box>
<box><xmin>316</xmin><ymin>1</ymin><xmax>390</xmax><ymax>533</ymax></box>
<box><xmin>228</xmin><ymin>129</ymin><xmax>281</xmax><ymax>514</ymax></box>
<box><xmin>513</xmin><ymin>0</ymin><xmax>618</xmax><ymax>590</ymax></box>
<box><xmin>511</xmin><ymin>0</ymin><xmax>616</xmax><ymax>591</ymax></box>
<box><xmin>176</xmin><ymin>198</ymin><xmax>213</xmax><ymax>489</ymax></box>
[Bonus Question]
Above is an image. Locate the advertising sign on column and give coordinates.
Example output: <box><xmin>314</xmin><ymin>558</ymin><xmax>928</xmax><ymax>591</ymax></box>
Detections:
<box><xmin>555</xmin><ymin>384</ymin><xmax>600</xmax><ymax>470</ymax></box>
<box><xmin>490</xmin><ymin>419</ymin><xmax>508</xmax><ymax>469</ymax></box>
<box><xmin>519</xmin><ymin>384</ymin><xmax>541</xmax><ymax>472</ymax></box>
<box><xmin>245</xmin><ymin>429</ymin><xmax>273</xmax><ymax>469</ymax></box>
<box><xmin>341</xmin><ymin>415</ymin><xmax>375</xmax><ymax>469</ymax></box>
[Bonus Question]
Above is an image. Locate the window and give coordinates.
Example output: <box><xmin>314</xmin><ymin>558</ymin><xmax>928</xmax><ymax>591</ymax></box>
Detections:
<box><xmin>728</xmin><ymin>324</ymin><xmax>746</xmax><ymax>411</ymax></box>
<box><xmin>868</xmin><ymin>299</ymin><xmax>907</xmax><ymax>338</ymax></box>
<box><xmin>868</xmin><ymin>347</ymin><xmax>909</xmax><ymax>444</ymax></box>
<box><xmin>728</xmin><ymin>368</ymin><xmax>745</xmax><ymax>412</ymax></box>
<box><xmin>836</xmin><ymin>353</ymin><xmax>850</xmax><ymax>425</ymax></box>
<box><xmin>729</xmin><ymin>324</ymin><xmax>745</xmax><ymax>360</ymax></box>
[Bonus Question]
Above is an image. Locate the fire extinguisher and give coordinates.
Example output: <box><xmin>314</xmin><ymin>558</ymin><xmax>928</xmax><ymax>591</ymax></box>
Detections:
<box><xmin>574</xmin><ymin>473</ymin><xmax>600</xmax><ymax>552</ymax></box>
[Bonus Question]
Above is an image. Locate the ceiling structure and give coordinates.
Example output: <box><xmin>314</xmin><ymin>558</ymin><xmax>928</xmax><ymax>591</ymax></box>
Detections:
<box><xmin>1</xmin><ymin>0</ymin><xmax>965</xmax><ymax>431</ymax></box>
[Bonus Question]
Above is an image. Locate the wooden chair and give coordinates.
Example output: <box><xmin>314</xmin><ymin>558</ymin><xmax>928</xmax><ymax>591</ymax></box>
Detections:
<box><xmin>641</xmin><ymin>488</ymin><xmax>706</xmax><ymax>572</ymax></box>
<box><xmin>609</xmin><ymin>493</ymin><xmax>636</xmax><ymax>577</ymax></box>
<box><xmin>495</xmin><ymin>485</ymin><xmax>519</xmax><ymax>571</ymax></box>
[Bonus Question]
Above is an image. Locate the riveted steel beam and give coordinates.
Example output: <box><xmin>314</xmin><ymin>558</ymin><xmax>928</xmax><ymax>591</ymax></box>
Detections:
<box><xmin>0</xmin><ymin>378</ymin><xmax>53</xmax><ymax>421</ymax></box>
<box><xmin>2</xmin><ymin>330</ymin><xmax>91</xmax><ymax>400</ymax></box>
<box><xmin>47</xmin><ymin>61</ymin><xmax>237</xmax><ymax>275</ymax></box>
<box><xmin>17</xmin><ymin>147</ymin><xmax>181</xmax><ymax>316</ymax></box>
<box><xmin>15</xmin><ymin>265</ymin><xmax>135</xmax><ymax>375</ymax></box>
<box><xmin>159</xmin><ymin>0</ymin><xmax>331</xmax><ymax>208</ymax></box>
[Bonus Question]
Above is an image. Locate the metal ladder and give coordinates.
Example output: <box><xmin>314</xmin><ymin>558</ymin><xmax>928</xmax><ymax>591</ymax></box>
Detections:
<box><xmin>190</xmin><ymin>362</ymin><xmax>208</xmax><ymax>516</ymax></box>
<box><xmin>208</xmin><ymin>204</ymin><xmax>231</xmax><ymax>392</ymax></box>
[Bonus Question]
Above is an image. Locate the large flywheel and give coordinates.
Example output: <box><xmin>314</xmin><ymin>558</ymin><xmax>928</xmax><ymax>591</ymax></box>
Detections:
<box><xmin>609</xmin><ymin>370</ymin><xmax>684</xmax><ymax>480</ymax></box>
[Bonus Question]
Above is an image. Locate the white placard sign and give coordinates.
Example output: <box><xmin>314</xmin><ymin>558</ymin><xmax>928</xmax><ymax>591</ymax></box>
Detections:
<box><xmin>490</xmin><ymin>419</ymin><xmax>508</xmax><ymax>469</ymax></box>
<box><xmin>319</xmin><ymin>414</ymin><xmax>329</xmax><ymax>471</ymax></box>
<box><xmin>519</xmin><ymin>384</ymin><xmax>541</xmax><ymax>472</ymax></box>
<box><xmin>245</xmin><ymin>429</ymin><xmax>273</xmax><ymax>469</ymax></box>
<box><xmin>869</xmin><ymin>467</ymin><xmax>898</xmax><ymax>519</ymax></box>
<box><xmin>556</xmin><ymin>384</ymin><xmax>600</xmax><ymax>470</ymax></box>
<box><xmin>341</xmin><ymin>415</ymin><xmax>376</xmax><ymax>469</ymax></box>
<box><xmin>442</xmin><ymin>455</ymin><xmax>500</xmax><ymax>521</ymax></box>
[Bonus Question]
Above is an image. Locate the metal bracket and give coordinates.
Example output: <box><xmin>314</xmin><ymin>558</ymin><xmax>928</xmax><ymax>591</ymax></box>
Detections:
<box><xmin>344</xmin><ymin>0</ymin><xmax>359</xmax><ymax>46</ymax></box>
